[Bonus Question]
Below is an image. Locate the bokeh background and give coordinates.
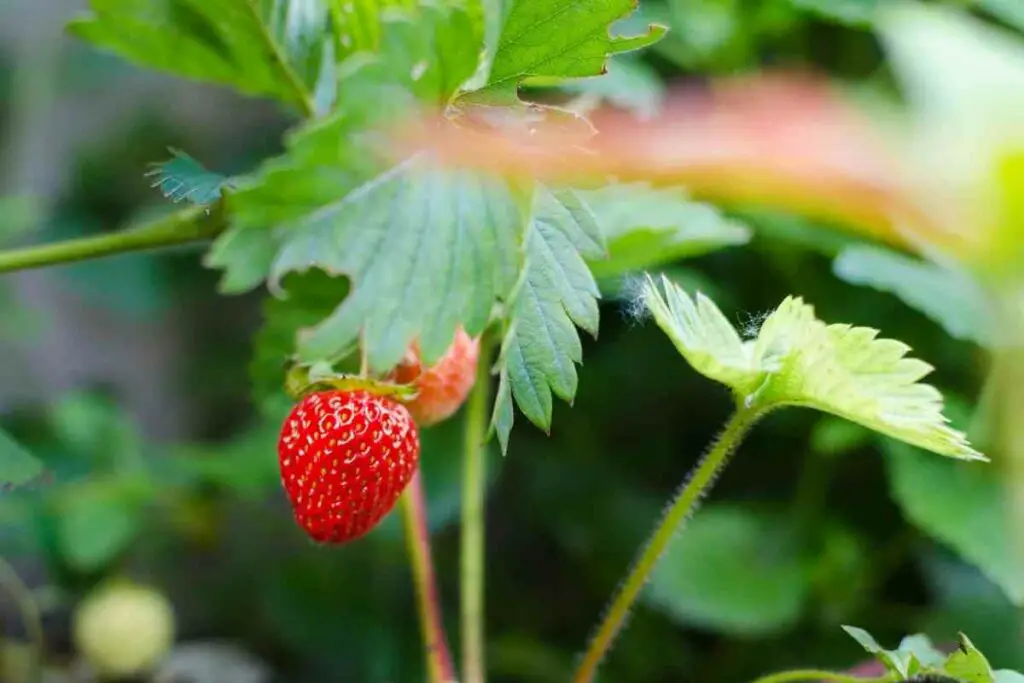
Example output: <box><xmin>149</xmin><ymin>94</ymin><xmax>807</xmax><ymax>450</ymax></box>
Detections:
<box><xmin>0</xmin><ymin>1</ymin><xmax>1018</xmax><ymax>682</ymax></box>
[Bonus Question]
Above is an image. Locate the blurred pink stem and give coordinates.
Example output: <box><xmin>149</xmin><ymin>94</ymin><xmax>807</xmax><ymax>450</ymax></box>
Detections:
<box><xmin>749</xmin><ymin>670</ymin><xmax>890</xmax><ymax>683</ymax></box>
<box><xmin>401</xmin><ymin>471</ymin><xmax>456</xmax><ymax>683</ymax></box>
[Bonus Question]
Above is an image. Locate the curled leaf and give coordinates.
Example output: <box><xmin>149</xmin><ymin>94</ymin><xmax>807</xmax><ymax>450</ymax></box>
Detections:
<box><xmin>642</xmin><ymin>274</ymin><xmax>984</xmax><ymax>461</ymax></box>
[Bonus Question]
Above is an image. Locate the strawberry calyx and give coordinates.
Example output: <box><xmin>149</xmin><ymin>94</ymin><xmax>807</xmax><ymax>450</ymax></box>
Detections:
<box><xmin>285</xmin><ymin>361</ymin><xmax>419</xmax><ymax>403</ymax></box>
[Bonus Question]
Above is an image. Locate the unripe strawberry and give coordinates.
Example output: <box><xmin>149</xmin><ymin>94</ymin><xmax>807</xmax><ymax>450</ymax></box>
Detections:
<box><xmin>72</xmin><ymin>580</ymin><xmax>175</xmax><ymax>678</ymax></box>
<box><xmin>278</xmin><ymin>389</ymin><xmax>420</xmax><ymax>543</ymax></box>
<box><xmin>390</xmin><ymin>327</ymin><xmax>480</xmax><ymax>427</ymax></box>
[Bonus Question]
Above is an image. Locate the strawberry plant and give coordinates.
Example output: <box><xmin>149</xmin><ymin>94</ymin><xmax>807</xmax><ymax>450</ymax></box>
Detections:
<box><xmin>2</xmin><ymin>0</ymin><xmax>1024</xmax><ymax>682</ymax></box>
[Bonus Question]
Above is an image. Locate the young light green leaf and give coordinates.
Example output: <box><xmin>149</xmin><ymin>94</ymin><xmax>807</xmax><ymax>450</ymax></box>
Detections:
<box><xmin>642</xmin><ymin>274</ymin><xmax>984</xmax><ymax>461</ymax></box>
<box><xmin>841</xmin><ymin>625</ymin><xmax>918</xmax><ymax>678</ymax></box>
<box><xmin>641</xmin><ymin>274</ymin><xmax>758</xmax><ymax>392</ymax></box>
<box><xmin>0</xmin><ymin>429</ymin><xmax>44</xmax><ymax>491</ymax></box>
<box><xmin>833</xmin><ymin>244</ymin><xmax>995</xmax><ymax>347</ymax></box>
<box><xmin>69</xmin><ymin>0</ymin><xmax>333</xmax><ymax>113</ymax></box>
<box><xmin>146</xmin><ymin>149</ymin><xmax>233</xmax><ymax>208</ymax></box>
<box><xmin>464</xmin><ymin>0</ymin><xmax>667</xmax><ymax>103</ymax></box>
<box><xmin>646</xmin><ymin>505</ymin><xmax>809</xmax><ymax>636</ymax></box>
<box><xmin>944</xmin><ymin>634</ymin><xmax>996</xmax><ymax>683</ymax></box>
<box><xmin>579</xmin><ymin>183</ymin><xmax>751</xmax><ymax>279</ymax></box>
<box><xmin>886</xmin><ymin>441</ymin><xmax>1024</xmax><ymax>605</ymax></box>
<box><xmin>495</xmin><ymin>186</ymin><xmax>605</xmax><ymax>436</ymax></box>
<box><xmin>898</xmin><ymin>634</ymin><xmax>946</xmax><ymax>668</ymax></box>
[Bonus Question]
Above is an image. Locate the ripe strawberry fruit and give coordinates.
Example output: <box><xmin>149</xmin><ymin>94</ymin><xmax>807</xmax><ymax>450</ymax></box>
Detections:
<box><xmin>390</xmin><ymin>327</ymin><xmax>480</xmax><ymax>427</ymax></box>
<box><xmin>278</xmin><ymin>389</ymin><xmax>420</xmax><ymax>543</ymax></box>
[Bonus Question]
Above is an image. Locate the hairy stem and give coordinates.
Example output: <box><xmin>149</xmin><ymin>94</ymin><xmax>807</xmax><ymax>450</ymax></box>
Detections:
<box><xmin>401</xmin><ymin>471</ymin><xmax>456</xmax><ymax>683</ymax></box>
<box><xmin>0</xmin><ymin>206</ymin><xmax>221</xmax><ymax>274</ymax></box>
<box><xmin>0</xmin><ymin>558</ymin><xmax>44</xmax><ymax>683</ymax></box>
<box><xmin>461</xmin><ymin>332</ymin><xmax>495</xmax><ymax>683</ymax></box>
<box><xmin>571</xmin><ymin>404</ymin><xmax>765</xmax><ymax>683</ymax></box>
<box><xmin>750</xmin><ymin>669</ymin><xmax>890</xmax><ymax>683</ymax></box>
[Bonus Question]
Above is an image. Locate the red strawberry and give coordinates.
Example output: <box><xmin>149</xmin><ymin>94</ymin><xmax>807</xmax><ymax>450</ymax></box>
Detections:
<box><xmin>390</xmin><ymin>327</ymin><xmax>480</xmax><ymax>427</ymax></box>
<box><xmin>278</xmin><ymin>389</ymin><xmax>420</xmax><ymax>543</ymax></box>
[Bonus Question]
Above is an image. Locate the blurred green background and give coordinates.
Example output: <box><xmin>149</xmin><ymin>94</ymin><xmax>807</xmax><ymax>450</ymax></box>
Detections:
<box><xmin>0</xmin><ymin>1</ymin><xmax>1019</xmax><ymax>682</ymax></box>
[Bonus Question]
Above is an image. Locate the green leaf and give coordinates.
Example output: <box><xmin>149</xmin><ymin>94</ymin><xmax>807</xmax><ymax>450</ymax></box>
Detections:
<box><xmin>898</xmin><ymin>634</ymin><xmax>947</xmax><ymax>668</ymax></box>
<box><xmin>49</xmin><ymin>393</ymin><xmax>142</xmax><ymax>472</ymax></box>
<box><xmin>646</xmin><ymin>505</ymin><xmax>809</xmax><ymax>636</ymax></box>
<box><xmin>995</xmin><ymin>672</ymin><xmax>1024</xmax><ymax>683</ymax></box>
<box><xmin>0</xmin><ymin>430</ymin><xmax>44</xmax><ymax>491</ymax></box>
<box><xmin>495</xmin><ymin>186</ymin><xmax>605</xmax><ymax>439</ymax></box>
<box><xmin>832</xmin><ymin>244</ymin><xmax>995</xmax><ymax>347</ymax></box>
<box><xmin>54</xmin><ymin>482</ymin><xmax>144</xmax><ymax>572</ymax></box>
<box><xmin>210</xmin><ymin>6</ymin><xmax>486</xmax><ymax>295</ymax></box>
<box><xmin>328</xmin><ymin>0</ymin><xmax>417</xmax><ymax>54</ymax></box>
<box><xmin>203</xmin><ymin>224</ymin><xmax>281</xmax><ymax>294</ymax></box>
<box><xmin>250</xmin><ymin>268</ymin><xmax>351</xmax><ymax>414</ymax></box>
<box><xmin>944</xmin><ymin>634</ymin><xmax>996</xmax><ymax>683</ymax></box>
<box><xmin>466</xmin><ymin>0</ymin><xmax>667</xmax><ymax>103</ymax></box>
<box><xmin>789</xmin><ymin>0</ymin><xmax>878</xmax><ymax>26</ymax></box>
<box><xmin>810</xmin><ymin>415</ymin><xmax>871</xmax><ymax>456</ymax></box>
<box><xmin>642</xmin><ymin>274</ymin><xmax>984</xmax><ymax>461</ymax></box>
<box><xmin>841</xmin><ymin>625</ymin><xmax>924</xmax><ymax>678</ymax></box>
<box><xmin>537</xmin><ymin>55</ymin><xmax>666</xmax><ymax>119</ymax></box>
<box><xmin>271</xmin><ymin>156</ymin><xmax>526</xmax><ymax>370</ymax></box>
<box><xmin>886</xmin><ymin>440</ymin><xmax>1024</xmax><ymax>605</ymax></box>
<box><xmin>578</xmin><ymin>183</ymin><xmax>751</xmax><ymax>279</ymax></box>
<box><xmin>145</xmin><ymin>149</ymin><xmax>233</xmax><ymax>207</ymax></box>
<box><xmin>68</xmin><ymin>0</ymin><xmax>333</xmax><ymax>112</ymax></box>
<box><xmin>979</xmin><ymin>0</ymin><xmax>1024</xmax><ymax>33</ymax></box>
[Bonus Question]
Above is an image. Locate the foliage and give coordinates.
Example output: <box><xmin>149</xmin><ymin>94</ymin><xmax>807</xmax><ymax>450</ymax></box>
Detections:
<box><xmin>2</xmin><ymin>0</ymin><xmax>1024</xmax><ymax>682</ymax></box>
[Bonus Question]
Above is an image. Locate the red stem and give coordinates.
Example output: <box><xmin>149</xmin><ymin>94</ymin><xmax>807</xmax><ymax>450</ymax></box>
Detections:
<box><xmin>402</xmin><ymin>470</ymin><xmax>456</xmax><ymax>682</ymax></box>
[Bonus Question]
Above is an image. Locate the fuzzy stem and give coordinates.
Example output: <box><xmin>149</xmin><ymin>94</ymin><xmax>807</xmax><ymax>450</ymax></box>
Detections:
<box><xmin>401</xmin><ymin>471</ymin><xmax>457</xmax><ymax>683</ymax></box>
<box><xmin>571</xmin><ymin>404</ymin><xmax>765</xmax><ymax>683</ymax></box>
<box><xmin>0</xmin><ymin>206</ymin><xmax>221</xmax><ymax>274</ymax></box>
<box><xmin>749</xmin><ymin>669</ymin><xmax>891</xmax><ymax>683</ymax></box>
<box><xmin>0</xmin><ymin>558</ymin><xmax>44</xmax><ymax>683</ymax></box>
<box><xmin>461</xmin><ymin>332</ymin><xmax>495</xmax><ymax>683</ymax></box>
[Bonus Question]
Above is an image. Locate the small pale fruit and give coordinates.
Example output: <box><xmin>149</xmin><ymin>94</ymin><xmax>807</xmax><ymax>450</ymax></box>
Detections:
<box><xmin>390</xmin><ymin>327</ymin><xmax>480</xmax><ymax>427</ymax></box>
<box><xmin>72</xmin><ymin>580</ymin><xmax>175</xmax><ymax>678</ymax></box>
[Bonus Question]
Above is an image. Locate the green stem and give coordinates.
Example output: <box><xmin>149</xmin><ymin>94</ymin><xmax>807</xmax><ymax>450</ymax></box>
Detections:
<box><xmin>0</xmin><ymin>206</ymin><xmax>220</xmax><ymax>274</ymax></box>
<box><xmin>461</xmin><ymin>332</ymin><xmax>495</xmax><ymax>683</ymax></box>
<box><xmin>571</xmin><ymin>404</ymin><xmax>765</xmax><ymax>683</ymax></box>
<box><xmin>749</xmin><ymin>669</ymin><xmax>890</xmax><ymax>683</ymax></box>
<box><xmin>0</xmin><ymin>558</ymin><xmax>44</xmax><ymax>683</ymax></box>
<box><xmin>401</xmin><ymin>471</ymin><xmax>456</xmax><ymax>683</ymax></box>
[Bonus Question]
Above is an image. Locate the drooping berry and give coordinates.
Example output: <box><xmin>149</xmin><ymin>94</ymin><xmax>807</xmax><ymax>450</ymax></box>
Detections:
<box><xmin>390</xmin><ymin>327</ymin><xmax>480</xmax><ymax>427</ymax></box>
<box><xmin>277</xmin><ymin>390</ymin><xmax>420</xmax><ymax>543</ymax></box>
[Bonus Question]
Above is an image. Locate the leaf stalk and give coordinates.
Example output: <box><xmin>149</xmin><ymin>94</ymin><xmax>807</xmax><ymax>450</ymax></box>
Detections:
<box><xmin>461</xmin><ymin>331</ymin><xmax>496</xmax><ymax>683</ymax></box>
<box><xmin>571</xmin><ymin>402</ymin><xmax>766</xmax><ymax>683</ymax></box>
<box><xmin>0</xmin><ymin>206</ymin><xmax>221</xmax><ymax>274</ymax></box>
